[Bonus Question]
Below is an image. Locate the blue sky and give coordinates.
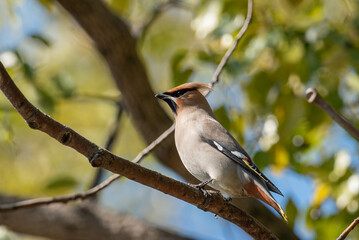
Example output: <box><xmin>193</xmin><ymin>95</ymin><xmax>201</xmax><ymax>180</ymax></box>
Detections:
<box><xmin>0</xmin><ymin>0</ymin><xmax>48</xmax><ymax>52</ymax></box>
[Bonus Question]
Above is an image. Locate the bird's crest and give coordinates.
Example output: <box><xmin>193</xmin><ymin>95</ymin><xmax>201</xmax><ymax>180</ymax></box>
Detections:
<box><xmin>167</xmin><ymin>82</ymin><xmax>212</xmax><ymax>96</ymax></box>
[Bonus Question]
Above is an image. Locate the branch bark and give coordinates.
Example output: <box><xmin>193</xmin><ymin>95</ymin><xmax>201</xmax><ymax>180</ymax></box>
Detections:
<box><xmin>0</xmin><ymin>62</ymin><xmax>276</xmax><ymax>239</ymax></box>
<box><xmin>0</xmin><ymin>195</ymin><xmax>191</xmax><ymax>240</ymax></box>
<box><xmin>337</xmin><ymin>217</ymin><xmax>359</xmax><ymax>240</ymax></box>
<box><xmin>306</xmin><ymin>88</ymin><xmax>359</xmax><ymax>141</ymax></box>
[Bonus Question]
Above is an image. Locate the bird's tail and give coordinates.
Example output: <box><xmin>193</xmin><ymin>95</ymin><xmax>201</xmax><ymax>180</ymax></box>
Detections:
<box><xmin>273</xmin><ymin>200</ymin><xmax>288</xmax><ymax>222</ymax></box>
<box><xmin>245</xmin><ymin>181</ymin><xmax>288</xmax><ymax>222</ymax></box>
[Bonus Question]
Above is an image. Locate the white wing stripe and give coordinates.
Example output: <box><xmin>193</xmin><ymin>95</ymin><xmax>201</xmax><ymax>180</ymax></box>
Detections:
<box><xmin>213</xmin><ymin>141</ymin><xmax>223</xmax><ymax>151</ymax></box>
<box><xmin>231</xmin><ymin>151</ymin><xmax>247</xmax><ymax>159</ymax></box>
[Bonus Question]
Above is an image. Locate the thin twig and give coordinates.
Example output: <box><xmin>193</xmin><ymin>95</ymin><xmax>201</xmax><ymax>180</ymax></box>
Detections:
<box><xmin>0</xmin><ymin>174</ymin><xmax>120</xmax><ymax>211</ymax></box>
<box><xmin>337</xmin><ymin>217</ymin><xmax>359</xmax><ymax>240</ymax></box>
<box><xmin>306</xmin><ymin>88</ymin><xmax>359</xmax><ymax>141</ymax></box>
<box><xmin>72</xmin><ymin>93</ymin><xmax>121</xmax><ymax>104</ymax></box>
<box><xmin>89</xmin><ymin>101</ymin><xmax>124</xmax><ymax>189</ymax></box>
<box><xmin>133</xmin><ymin>124</ymin><xmax>175</xmax><ymax>163</ymax></box>
<box><xmin>0</xmin><ymin>121</ymin><xmax>174</xmax><ymax>212</ymax></box>
<box><xmin>209</xmin><ymin>0</ymin><xmax>253</xmax><ymax>88</ymax></box>
<box><xmin>139</xmin><ymin>0</ymin><xmax>183</xmax><ymax>40</ymax></box>
<box><xmin>103</xmin><ymin>102</ymin><xmax>124</xmax><ymax>151</ymax></box>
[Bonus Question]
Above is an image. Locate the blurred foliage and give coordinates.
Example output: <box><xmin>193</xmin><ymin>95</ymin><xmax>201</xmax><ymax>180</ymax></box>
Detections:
<box><xmin>1</xmin><ymin>0</ymin><xmax>359</xmax><ymax>239</ymax></box>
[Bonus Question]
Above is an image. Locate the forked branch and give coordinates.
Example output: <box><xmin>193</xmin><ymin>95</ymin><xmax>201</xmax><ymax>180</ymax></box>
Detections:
<box><xmin>0</xmin><ymin>61</ymin><xmax>276</xmax><ymax>240</ymax></box>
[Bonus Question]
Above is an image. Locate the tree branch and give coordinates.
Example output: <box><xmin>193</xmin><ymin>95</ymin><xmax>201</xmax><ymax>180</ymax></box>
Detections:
<box><xmin>306</xmin><ymin>88</ymin><xmax>359</xmax><ymax>141</ymax></box>
<box><xmin>209</xmin><ymin>0</ymin><xmax>253</xmax><ymax>87</ymax></box>
<box><xmin>0</xmin><ymin>62</ymin><xmax>276</xmax><ymax>239</ymax></box>
<box><xmin>337</xmin><ymin>217</ymin><xmax>359</xmax><ymax>240</ymax></box>
<box><xmin>0</xmin><ymin>195</ymin><xmax>192</xmax><ymax>240</ymax></box>
<box><xmin>133</xmin><ymin>123</ymin><xmax>176</xmax><ymax>163</ymax></box>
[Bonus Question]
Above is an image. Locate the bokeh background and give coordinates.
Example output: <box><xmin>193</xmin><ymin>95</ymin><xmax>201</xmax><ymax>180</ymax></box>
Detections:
<box><xmin>1</xmin><ymin>0</ymin><xmax>359</xmax><ymax>239</ymax></box>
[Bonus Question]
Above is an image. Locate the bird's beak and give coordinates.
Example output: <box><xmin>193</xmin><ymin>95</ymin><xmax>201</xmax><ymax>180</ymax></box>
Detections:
<box><xmin>155</xmin><ymin>92</ymin><xmax>178</xmax><ymax>115</ymax></box>
<box><xmin>155</xmin><ymin>93</ymin><xmax>169</xmax><ymax>100</ymax></box>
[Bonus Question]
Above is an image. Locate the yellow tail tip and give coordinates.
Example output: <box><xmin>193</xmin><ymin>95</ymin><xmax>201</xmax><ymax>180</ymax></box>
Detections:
<box><xmin>278</xmin><ymin>204</ymin><xmax>288</xmax><ymax>222</ymax></box>
<box><xmin>281</xmin><ymin>210</ymin><xmax>288</xmax><ymax>222</ymax></box>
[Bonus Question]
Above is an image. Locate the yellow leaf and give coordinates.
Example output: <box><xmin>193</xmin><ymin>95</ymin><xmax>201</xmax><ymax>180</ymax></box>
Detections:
<box><xmin>38</xmin><ymin>0</ymin><xmax>54</xmax><ymax>11</ymax></box>
<box><xmin>312</xmin><ymin>182</ymin><xmax>331</xmax><ymax>207</ymax></box>
<box><xmin>274</xmin><ymin>145</ymin><xmax>289</xmax><ymax>171</ymax></box>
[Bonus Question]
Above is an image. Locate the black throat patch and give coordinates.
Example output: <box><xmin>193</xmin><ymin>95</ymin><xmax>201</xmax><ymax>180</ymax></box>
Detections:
<box><xmin>163</xmin><ymin>98</ymin><xmax>178</xmax><ymax>115</ymax></box>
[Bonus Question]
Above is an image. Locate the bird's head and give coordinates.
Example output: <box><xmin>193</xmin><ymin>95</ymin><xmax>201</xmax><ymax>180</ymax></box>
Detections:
<box><xmin>155</xmin><ymin>82</ymin><xmax>212</xmax><ymax>116</ymax></box>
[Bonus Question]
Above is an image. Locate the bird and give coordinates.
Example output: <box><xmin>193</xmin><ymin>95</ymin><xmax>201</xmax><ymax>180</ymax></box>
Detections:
<box><xmin>155</xmin><ymin>82</ymin><xmax>287</xmax><ymax>221</ymax></box>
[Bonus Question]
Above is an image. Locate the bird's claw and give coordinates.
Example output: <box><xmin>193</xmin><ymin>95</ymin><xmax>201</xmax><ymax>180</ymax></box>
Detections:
<box><xmin>224</xmin><ymin>196</ymin><xmax>232</xmax><ymax>204</ymax></box>
<box><xmin>188</xmin><ymin>183</ymin><xmax>209</xmax><ymax>198</ymax></box>
<box><xmin>188</xmin><ymin>179</ymin><xmax>213</xmax><ymax>209</ymax></box>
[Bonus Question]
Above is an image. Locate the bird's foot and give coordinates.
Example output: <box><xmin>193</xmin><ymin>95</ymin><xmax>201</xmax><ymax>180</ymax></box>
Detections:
<box><xmin>219</xmin><ymin>192</ymin><xmax>232</xmax><ymax>204</ymax></box>
<box><xmin>224</xmin><ymin>196</ymin><xmax>232</xmax><ymax>204</ymax></box>
<box><xmin>189</xmin><ymin>178</ymin><xmax>213</xmax><ymax>188</ymax></box>
<box><xmin>188</xmin><ymin>182</ymin><xmax>209</xmax><ymax>199</ymax></box>
<box><xmin>189</xmin><ymin>179</ymin><xmax>213</xmax><ymax>208</ymax></box>
<box><xmin>188</xmin><ymin>178</ymin><xmax>213</xmax><ymax>194</ymax></box>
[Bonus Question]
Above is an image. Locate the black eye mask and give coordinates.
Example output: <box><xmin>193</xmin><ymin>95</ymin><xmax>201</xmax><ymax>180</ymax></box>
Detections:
<box><xmin>167</xmin><ymin>88</ymin><xmax>194</xmax><ymax>98</ymax></box>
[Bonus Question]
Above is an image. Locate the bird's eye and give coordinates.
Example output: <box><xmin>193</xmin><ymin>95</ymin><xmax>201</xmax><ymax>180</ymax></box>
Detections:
<box><xmin>172</xmin><ymin>89</ymin><xmax>189</xmax><ymax>98</ymax></box>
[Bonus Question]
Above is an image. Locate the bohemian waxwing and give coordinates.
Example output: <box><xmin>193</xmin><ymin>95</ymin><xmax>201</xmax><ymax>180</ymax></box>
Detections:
<box><xmin>156</xmin><ymin>82</ymin><xmax>287</xmax><ymax>221</ymax></box>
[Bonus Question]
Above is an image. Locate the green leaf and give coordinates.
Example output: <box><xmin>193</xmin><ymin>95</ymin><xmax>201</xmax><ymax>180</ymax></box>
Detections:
<box><xmin>30</xmin><ymin>34</ymin><xmax>51</xmax><ymax>47</ymax></box>
<box><xmin>45</xmin><ymin>176</ymin><xmax>78</xmax><ymax>190</ymax></box>
<box><xmin>253</xmin><ymin>151</ymin><xmax>270</xmax><ymax>170</ymax></box>
<box><xmin>107</xmin><ymin>0</ymin><xmax>130</xmax><ymax>15</ymax></box>
<box><xmin>37</xmin><ymin>88</ymin><xmax>55</xmax><ymax>113</ymax></box>
<box><xmin>286</xmin><ymin>198</ymin><xmax>298</xmax><ymax>228</ymax></box>
<box><xmin>51</xmin><ymin>74</ymin><xmax>76</xmax><ymax>98</ymax></box>
<box><xmin>214</xmin><ymin>106</ymin><xmax>230</xmax><ymax>130</ymax></box>
<box><xmin>171</xmin><ymin>50</ymin><xmax>193</xmax><ymax>86</ymax></box>
<box><xmin>23</xmin><ymin>63</ymin><xmax>35</xmax><ymax>81</ymax></box>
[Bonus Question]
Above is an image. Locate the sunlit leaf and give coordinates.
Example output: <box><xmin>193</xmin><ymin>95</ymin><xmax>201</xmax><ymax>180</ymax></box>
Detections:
<box><xmin>38</xmin><ymin>0</ymin><xmax>55</xmax><ymax>11</ymax></box>
<box><xmin>273</xmin><ymin>144</ymin><xmax>289</xmax><ymax>171</ymax></box>
<box><xmin>313</xmin><ymin>182</ymin><xmax>331</xmax><ymax>207</ymax></box>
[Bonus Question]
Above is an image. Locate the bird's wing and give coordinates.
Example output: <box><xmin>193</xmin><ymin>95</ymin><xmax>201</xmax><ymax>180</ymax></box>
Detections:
<box><xmin>200</xmin><ymin>118</ymin><xmax>283</xmax><ymax>196</ymax></box>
